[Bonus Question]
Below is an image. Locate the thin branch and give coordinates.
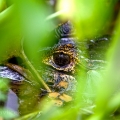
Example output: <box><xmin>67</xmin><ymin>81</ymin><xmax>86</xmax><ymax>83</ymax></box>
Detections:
<box><xmin>21</xmin><ymin>38</ymin><xmax>51</xmax><ymax>92</ymax></box>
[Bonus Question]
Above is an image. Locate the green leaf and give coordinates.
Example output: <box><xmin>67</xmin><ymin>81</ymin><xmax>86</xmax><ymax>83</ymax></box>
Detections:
<box><xmin>0</xmin><ymin>108</ymin><xmax>18</xmax><ymax>119</ymax></box>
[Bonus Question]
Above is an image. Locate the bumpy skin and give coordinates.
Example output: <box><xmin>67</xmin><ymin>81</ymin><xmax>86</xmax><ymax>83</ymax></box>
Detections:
<box><xmin>39</xmin><ymin>21</ymin><xmax>79</xmax><ymax>94</ymax></box>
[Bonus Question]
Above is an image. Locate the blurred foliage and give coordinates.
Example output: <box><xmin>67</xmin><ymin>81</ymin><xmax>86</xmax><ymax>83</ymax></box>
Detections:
<box><xmin>57</xmin><ymin>0</ymin><xmax>117</xmax><ymax>39</ymax></box>
<box><xmin>0</xmin><ymin>0</ymin><xmax>120</xmax><ymax>120</ymax></box>
<box><xmin>0</xmin><ymin>78</ymin><xmax>18</xmax><ymax>119</ymax></box>
<box><xmin>0</xmin><ymin>107</ymin><xmax>18</xmax><ymax>119</ymax></box>
<box><xmin>0</xmin><ymin>78</ymin><xmax>8</xmax><ymax>102</ymax></box>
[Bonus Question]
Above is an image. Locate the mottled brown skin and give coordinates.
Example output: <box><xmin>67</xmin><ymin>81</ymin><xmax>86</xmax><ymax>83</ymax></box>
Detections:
<box><xmin>29</xmin><ymin>22</ymin><xmax>77</xmax><ymax>93</ymax></box>
<box><xmin>39</xmin><ymin>22</ymin><xmax>79</xmax><ymax>103</ymax></box>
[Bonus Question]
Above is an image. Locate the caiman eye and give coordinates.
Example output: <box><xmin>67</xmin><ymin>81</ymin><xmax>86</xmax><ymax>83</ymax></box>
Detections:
<box><xmin>53</xmin><ymin>52</ymin><xmax>70</xmax><ymax>67</ymax></box>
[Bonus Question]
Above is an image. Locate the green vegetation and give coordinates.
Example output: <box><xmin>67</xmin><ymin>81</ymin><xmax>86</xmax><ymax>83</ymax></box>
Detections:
<box><xmin>0</xmin><ymin>0</ymin><xmax>120</xmax><ymax>120</ymax></box>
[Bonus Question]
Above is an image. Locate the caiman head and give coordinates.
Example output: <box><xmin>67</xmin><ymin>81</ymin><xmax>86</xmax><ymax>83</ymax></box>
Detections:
<box><xmin>39</xmin><ymin>21</ymin><xmax>79</xmax><ymax>95</ymax></box>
